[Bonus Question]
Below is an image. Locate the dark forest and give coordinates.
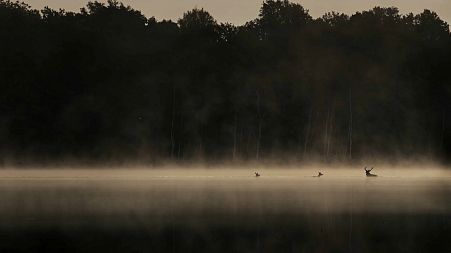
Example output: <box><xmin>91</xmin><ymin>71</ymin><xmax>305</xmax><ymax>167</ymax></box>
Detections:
<box><xmin>1</xmin><ymin>0</ymin><xmax>450</xmax><ymax>164</ymax></box>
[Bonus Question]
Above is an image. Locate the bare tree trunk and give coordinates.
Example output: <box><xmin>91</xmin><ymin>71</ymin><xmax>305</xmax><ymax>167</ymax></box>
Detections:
<box><xmin>177</xmin><ymin>114</ymin><xmax>183</xmax><ymax>161</ymax></box>
<box><xmin>324</xmin><ymin>108</ymin><xmax>330</xmax><ymax>160</ymax></box>
<box><xmin>327</xmin><ymin>105</ymin><xmax>335</xmax><ymax>160</ymax></box>
<box><xmin>170</xmin><ymin>85</ymin><xmax>176</xmax><ymax>159</ymax></box>
<box><xmin>304</xmin><ymin>108</ymin><xmax>312</xmax><ymax>157</ymax></box>
<box><xmin>198</xmin><ymin>125</ymin><xmax>203</xmax><ymax>158</ymax></box>
<box><xmin>257</xmin><ymin>120</ymin><xmax>262</xmax><ymax>161</ymax></box>
<box><xmin>348</xmin><ymin>87</ymin><xmax>353</xmax><ymax>160</ymax></box>
<box><xmin>256</xmin><ymin>91</ymin><xmax>262</xmax><ymax>161</ymax></box>
<box><xmin>441</xmin><ymin>107</ymin><xmax>446</xmax><ymax>149</ymax></box>
<box><xmin>178</xmin><ymin>143</ymin><xmax>182</xmax><ymax>160</ymax></box>
<box><xmin>246</xmin><ymin>131</ymin><xmax>252</xmax><ymax>158</ymax></box>
<box><xmin>233</xmin><ymin>112</ymin><xmax>238</xmax><ymax>160</ymax></box>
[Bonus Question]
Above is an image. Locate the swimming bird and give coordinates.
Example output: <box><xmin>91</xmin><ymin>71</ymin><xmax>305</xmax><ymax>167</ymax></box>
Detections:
<box><xmin>364</xmin><ymin>167</ymin><xmax>377</xmax><ymax>177</ymax></box>
<box><xmin>314</xmin><ymin>172</ymin><xmax>324</xmax><ymax>177</ymax></box>
<box><xmin>255</xmin><ymin>172</ymin><xmax>261</xmax><ymax>177</ymax></box>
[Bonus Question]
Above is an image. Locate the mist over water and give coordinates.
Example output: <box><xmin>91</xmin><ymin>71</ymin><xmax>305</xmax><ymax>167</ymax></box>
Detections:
<box><xmin>1</xmin><ymin>166</ymin><xmax>450</xmax><ymax>218</ymax></box>
<box><xmin>0</xmin><ymin>166</ymin><xmax>450</xmax><ymax>252</ymax></box>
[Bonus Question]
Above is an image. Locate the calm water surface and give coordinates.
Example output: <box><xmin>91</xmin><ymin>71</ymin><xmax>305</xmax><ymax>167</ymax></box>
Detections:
<box><xmin>0</xmin><ymin>167</ymin><xmax>450</xmax><ymax>252</ymax></box>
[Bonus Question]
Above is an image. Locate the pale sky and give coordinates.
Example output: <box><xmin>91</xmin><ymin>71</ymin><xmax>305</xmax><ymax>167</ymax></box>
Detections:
<box><xmin>25</xmin><ymin>0</ymin><xmax>451</xmax><ymax>24</ymax></box>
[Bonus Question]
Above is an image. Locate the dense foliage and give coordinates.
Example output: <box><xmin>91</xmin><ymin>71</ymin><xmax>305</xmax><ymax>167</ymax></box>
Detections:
<box><xmin>0</xmin><ymin>0</ymin><xmax>450</xmax><ymax>163</ymax></box>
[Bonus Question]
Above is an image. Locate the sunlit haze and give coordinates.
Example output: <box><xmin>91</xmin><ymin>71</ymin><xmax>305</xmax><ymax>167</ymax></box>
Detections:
<box><xmin>25</xmin><ymin>0</ymin><xmax>451</xmax><ymax>24</ymax></box>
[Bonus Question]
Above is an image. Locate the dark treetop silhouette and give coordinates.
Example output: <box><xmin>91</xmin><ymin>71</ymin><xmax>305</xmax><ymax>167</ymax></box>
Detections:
<box><xmin>0</xmin><ymin>0</ymin><xmax>450</xmax><ymax>164</ymax></box>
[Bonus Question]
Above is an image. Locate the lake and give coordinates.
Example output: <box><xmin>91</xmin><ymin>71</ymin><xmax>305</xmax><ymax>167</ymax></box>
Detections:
<box><xmin>0</xmin><ymin>167</ymin><xmax>450</xmax><ymax>252</ymax></box>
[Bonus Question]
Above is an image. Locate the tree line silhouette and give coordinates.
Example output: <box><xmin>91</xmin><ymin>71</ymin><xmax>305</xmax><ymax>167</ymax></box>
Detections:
<box><xmin>0</xmin><ymin>0</ymin><xmax>450</xmax><ymax>164</ymax></box>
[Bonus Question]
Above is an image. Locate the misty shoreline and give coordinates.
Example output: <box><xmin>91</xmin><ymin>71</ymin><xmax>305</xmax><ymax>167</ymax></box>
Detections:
<box><xmin>0</xmin><ymin>158</ymin><xmax>448</xmax><ymax>170</ymax></box>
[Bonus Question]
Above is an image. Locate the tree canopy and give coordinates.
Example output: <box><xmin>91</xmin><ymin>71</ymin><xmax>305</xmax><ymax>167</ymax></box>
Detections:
<box><xmin>0</xmin><ymin>0</ymin><xmax>450</xmax><ymax>164</ymax></box>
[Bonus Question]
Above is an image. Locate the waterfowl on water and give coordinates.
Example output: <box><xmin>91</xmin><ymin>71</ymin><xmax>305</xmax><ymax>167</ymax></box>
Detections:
<box><xmin>255</xmin><ymin>172</ymin><xmax>261</xmax><ymax>177</ymax></box>
<box><xmin>364</xmin><ymin>167</ymin><xmax>377</xmax><ymax>177</ymax></box>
